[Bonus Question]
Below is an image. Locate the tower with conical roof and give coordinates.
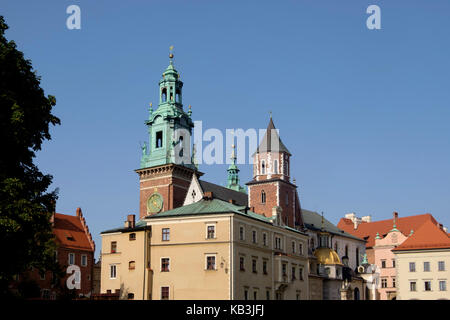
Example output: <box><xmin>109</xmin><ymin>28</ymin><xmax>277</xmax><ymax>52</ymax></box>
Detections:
<box><xmin>246</xmin><ymin>116</ymin><xmax>304</xmax><ymax>229</ymax></box>
<box><xmin>136</xmin><ymin>48</ymin><xmax>201</xmax><ymax>219</ymax></box>
<box><xmin>226</xmin><ymin>144</ymin><xmax>246</xmax><ymax>193</ymax></box>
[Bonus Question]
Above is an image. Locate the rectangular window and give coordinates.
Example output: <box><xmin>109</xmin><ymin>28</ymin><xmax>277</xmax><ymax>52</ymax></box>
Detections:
<box><xmin>282</xmin><ymin>263</ymin><xmax>287</xmax><ymax>277</ymax></box>
<box><xmin>244</xmin><ymin>289</ymin><xmax>248</xmax><ymax>300</ymax></box>
<box><xmin>263</xmin><ymin>260</ymin><xmax>268</xmax><ymax>275</ymax></box>
<box><xmin>275</xmin><ymin>237</ymin><xmax>282</xmax><ymax>250</ymax></box>
<box><xmin>110</xmin><ymin>265</ymin><xmax>117</xmax><ymax>279</ymax></box>
<box><xmin>291</xmin><ymin>266</ymin><xmax>296</xmax><ymax>281</ymax></box>
<box><xmin>392</xmin><ymin>259</ymin><xmax>396</xmax><ymax>268</ymax></box>
<box><xmin>162</xmin><ymin>228</ymin><xmax>170</xmax><ymax>241</ymax></box>
<box><xmin>299</xmin><ymin>267</ymin><xmax>304</xmax><ymax>280</ymax></box>
<box><xmin>381</xmin><ymin>260</ymin><xmax>386</xmax><ymax>268</ymax></box>
<box><xmin>392</xmin><ymin>277</ymin><xmax>396</xmax><ymax>288</ymax></box>
<box><xmin>252</xmin><ymin>230</ymin><xmax>257</xmax><ymax>244</ymax></box>
<box><xmin>424</xmin><ymin>281</ymin><xmax>432</xmax><ymax>291</ymax></box>
<box><xmin>252</xmin><ymin>259</ymin><xmax>257</xmax><ymax>273</ymax></box>
<box><xmin>207</xmin><ymin>225</ymin><xmax>215</xmax><ymax>239</ymax></box>
<box><xmin>239</xmin><ymin>227</ymin><xmax>245</xmax><ymax>241</ymax></box>
<box><xmin>206</xmin><ymin>256</ymin><xmax>216</xmax><ymax>270</ymax></box>
<box><xmin>299</xmin><ymin>243</ymin><xmax>303</xmax><ymax>255</ymax></box>
<box><xmin>424</xmin><ymin>262</ymin><xmax>430</xmax><ymax>272</ymax></box>
<box><xmin>156</xmin><ymin>131</ymin><xmax>163</xmax><ymax>149</ymax></box>
<box><xmin>409</xmin><ymin>262</ymin><xmax>416</xmax><ymax>272</ymax></box>
<box><xmin>253</xmin><ymin>291</ymin><xmax>258</xmax><ymax>300</ymax></box>
<box><xmin>240</xmin><ymin>257</ymin><xmax>245</xmax><ymax>271</ymax></box>
<box><xmin>68</xmin><ymin>253</ymin><xmax>75</xmax><ymax>265</ymax></box>
<box><xmin>111</xmin><ymin>241</ymin><xmax>117</xmax><ymax>253</ymax></box>
<box><xmin>81</xmin><ymin>254</ymin><xmax>87</xmax><ymax>267</ymax></box>
<box><xmin>161</xmin><ymin>287</ymin><xmax>169</xmax><ymax>300</ymax></box>
<box><xmin>410</xmin><ymin>281</ymin><xmax>416</xmax><ymax>292</ymax></box>
<box><xmin>129</xmin><ymin>233</ymin><xmax>136</xmax><ymax>241</ymax></box>
<box><xmin>438</xmin><ymin>261</ymin><xmax>445</xmax><ymax>271</ymax></box>
<box><xmin>129</xmin><ymin>261</ymin><xmax>136</xmax><ymax>270</ymax></box>
<box><xmin>263</xmin><ymin>233</ymin><xmax>267</xmax><ymax>246</ymax></box>
<box><xmin>161</xmin><ymin>258</ymin><xmax>170</xmax><ymax>272</ymax></box>
<box><xmin>439</xmin><ymin>281</ymin><xmax>447</xmax><ymax>291</ymax></box>
<box><xmin>266</xmin><ymin>290</ymin><xmax>270</xmax><ymax>300</ymax></box>
<box><xmin>292</xmin><ymin>241</ymin><xmax>296</xmax><ymax>253</ymax></box>
<box><xmin>381</xmin><ymin>278</ymin><xmax>387</xmax><ymax>288</ymax></box>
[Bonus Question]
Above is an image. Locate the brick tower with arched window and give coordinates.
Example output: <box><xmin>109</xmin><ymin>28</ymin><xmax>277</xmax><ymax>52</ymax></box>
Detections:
<box><xmin>246</xmin><ymin>117</ymin><xmax>304</xmax><ymax>229</ymax></box>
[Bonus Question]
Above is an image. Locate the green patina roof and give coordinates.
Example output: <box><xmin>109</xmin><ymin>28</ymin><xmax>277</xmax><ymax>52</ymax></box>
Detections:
<box><xmin>302</xmin><ymin>209</ymin><xmax>365</xmax><ymax>242</ymax></box>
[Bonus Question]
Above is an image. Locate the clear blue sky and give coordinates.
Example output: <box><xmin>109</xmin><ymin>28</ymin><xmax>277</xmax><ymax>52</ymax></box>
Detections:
<box><xmin>2</xmin><ymin>1</ymin><xmax>450</xmax><ymax>258</ymax></box>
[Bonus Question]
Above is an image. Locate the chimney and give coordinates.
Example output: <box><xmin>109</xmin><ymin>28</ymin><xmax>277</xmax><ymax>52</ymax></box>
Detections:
<box><xmin>393</xmin><ymin>212</ymin><xmax>398</xmax><ymax>223</ymax></box>
<box><xmin>439</xmin><ymin>223</ymin><xmax>443</xmax><ymax>231</ymax></box>
<box><xmin>203</xmin><ymin>192</ymin><xmax>213</xmax><ymax>200</ymax></box>
<box><xmin>76</xmin><ymin>207</ymin><xmax>83</xmax><ymax>218</ymax></box>
<box><xmin>362</xmin><ymin>215</ymin><xmax>372</xmax><ymax>223</ymax></box>
<box><xmin>126</xmin><ymin>214</ymin><xmax>135</xmax><ymax>229</ymax></box>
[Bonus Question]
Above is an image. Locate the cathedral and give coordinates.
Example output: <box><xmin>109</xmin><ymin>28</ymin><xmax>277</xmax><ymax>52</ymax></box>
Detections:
<box><xmin>99</xmin><ymin>51</ymin><xmax>371</xmax><ymax>300</ymax></box>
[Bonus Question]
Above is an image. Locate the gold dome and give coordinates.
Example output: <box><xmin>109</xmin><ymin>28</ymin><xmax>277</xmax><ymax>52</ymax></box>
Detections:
<box><xmin>314</xmin><ymin>247</ymin><xmax>343</xmax><ymax>265</ymax></box>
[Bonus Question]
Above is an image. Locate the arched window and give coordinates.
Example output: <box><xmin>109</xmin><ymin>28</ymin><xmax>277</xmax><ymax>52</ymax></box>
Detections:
<box><xmin>261</xmin><ymin>190</ymin><xmax>266</xmax><ymax>204</ymax></box>
<box><xmin>176</xmin><ymin>89</ymin><xmax>181</xmax><ymax>103</ymax></box>
<box><xmin>161</xmin><ymin>88</ymin><xmax>167</xmax><ymax>102</ymax></box>
<box><xmin>354</xmin><ymin>288</ymin><xmax>360</xmax><ymax>300</ymax></box>
<box><xmin>261</xmin><ymin>160</ymin><xmax>266</xmax><ymax>175</ymax></box>
<box><xmin>170</xmin><ymin>86</ymin><xmax>174</xmax><ymax>101</ymax></box>
<box><xmin>274</xmin><ymin>160</ymin><xmax>279</xmax><ymax>174</ymax></box>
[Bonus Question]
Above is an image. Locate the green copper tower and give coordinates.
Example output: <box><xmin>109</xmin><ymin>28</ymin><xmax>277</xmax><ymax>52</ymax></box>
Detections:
<box><xmin>140</xmin><ymin>48</ymin><xmax>195</xmax><ymax>169</ymax></box>
<box><xmin>226</xmin><ymin>144</ymin><xmax>246</xmax><ymax>193</ymax></box>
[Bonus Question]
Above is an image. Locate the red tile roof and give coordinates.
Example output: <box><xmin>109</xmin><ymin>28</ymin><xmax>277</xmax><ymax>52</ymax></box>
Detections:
<box><xmin>53</xmin><ymin>210</ymin><xmax>95</xmax><ymax>252</ymax></box>
<box><xmin>337</xmin><ymin>213</ymin><xmax>437</xmax><ymax>248</ymax></box>
<box><xmin>392</xmin><ymin>219</ymin><xmax>450</xmax><ymax>251</ymax></box>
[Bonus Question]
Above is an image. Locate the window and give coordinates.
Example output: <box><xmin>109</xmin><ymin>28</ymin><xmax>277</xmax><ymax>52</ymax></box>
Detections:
<box><xmin>381</xmin><ymin>260</ymin><xmax>386</xmax><ymax>269</ymax></box>
<box><xmin>381</xmin><ymin>278</ymin><xmax>387</xmax><ymax>288</ymax></box>
<box><xmin>438</xmin><ymin>261</ymin><xmax>445</xmax><ymax>271</ymax></box>
<box><xmin>263</xmin><ymin>233</ymin><xmax>267</xmax><ymax>246</ymax></box>
<box><xmin>129</xmin><ymin>261</ymin><xmax>135</xmax><ymax>270</ymax></box>
<box><xmin>239</xmin><ymin>226</ymin><xmax>245</xmax><ymax>241</ymax></box>
<box><xmin>111</xmin><ymin>241</ymin><xmax>117</xmax><ymax>253</ymax></box>
<box><xmin>409</xmin><ymin>262</ymin><xmax>416</xmax><ymax>272</ymax></box>
<box><xmin>392</xmin><ymin>259</ymin><xmax>396</xmax><ymax>268</ymax></box>
<box><xmin>439</xmin><ymin>281</ymin><xmax>447</xmax><ymax>291</ymax></box>
<box><xmin>156</xmin><ymin>131</ymin><xmax>163</xmax><ymax>148</ymax></box>
<box><xmin>424</xmin><ymin>261</ymin><xmax>430</xmax><ymax>272</ymax></box>
<box><xmin>162</xmin><ymin>228</ymin><xmax>170</xmax><ymax>241</ymax></box>
<box><xmin>68</xmin><ymin>253</ymin><xmax>75</xmax><ymax>265</ymax></box>
<box><xmin>161</xmin><ymin>88</ymin><xmax>167</xmax><ymax>102</ymax></box>
<box><xmin>252</xmin><ymin>259</ymin><xmax>257</xmax><ymax>273</ymax></box>
<box><xmin>127</xmin><ymin>293</ymin><xmax>134</xmax><ymax>300</ymax></box>
<box><xmin>207</xmin><ymin>225</ymin><xmax>215</xmax><ymax>239</ymax></box>
<box><xmin>261</xmin><ymin>160</ymin><xmax>266</xmax><ymax>175</ymax></box>
<box><xmin>161</xmin><ymin>258</ymin><xmax>170</xmax><ymax>272</ymax></box>
<box><xmin>81</xmin><ymin>254</ymin><xmax>87</xmax><ymax>267</ymax></box>
<box><xmin>299</xmin><ymin>267</ymin><xmax>304</xmax><ymax>280</ymax></box>
<box><xmin>161</xmin><ymin>287</ymin><xmax>169</xmax><ymax>300</ymax></box>
<box><xmin>410</xmin><ymin>281</ymin><xmax>416</xmax><ymax>292</ymax></box>
<box><xmin>239</xmin><ymin>256</ymin><xmax>246</xmax><ymax>271</ymax></box>
<box><xmin>273</xmin><ymin>160</ymin><xmax>278</xmax><ymax>174</ymax></box>
<box><xmin>282</xmin><ymin>263</ymin><xmax>287</xmax><ymax>277</ymax></box>
<box><xmin>334</xmin><ymin>242</ymin><xmax>338</xmax><ymax>252</ymax></box>
<box><xmin>129</xmin><ymin>233</ymin><xmax>136</xmax><ymax>241</ymax></box>
<box><xmin>291</xmin><ymin>266</ymin><xmax>296</xmax><ymax>281</ymax></box>
<box><xmin>110</xmin><ymin>265</ymin><xmax>117</xmax><ymax>279</ymax></box>
<box><xmin>310</xmin><ymin>238</ymin><xmax>315</xmax><ymax>251</ymax></box>
<box><xmin>345</xmin><ymin>245</ymin><xmax>348</xmax><ymax>257</ymax></box>
<box><xmin>275</xmin><ymin>237</ymin><xmax>282</xmax><ymax>250</ymax></box>
<box><xmin>299</xmin><ymin>243</ymin><xmax>303</xmax><ymax>255</ymax></box>
<box><xmin>206</xmin><ymin>256</ymin><xmax>216</xmax><ymax>270</ymax></box>
<box><xmin>253</xmin><ymin>291</ymin><xmax>258</xmax><ymax>300</ymax></box>
<box><xmin>266</xmin><ymin>290</ymin><xmax>270</xmax><ymax>300</ymax></box>
<box><xmin>252</xmin><ymin>230</ymin><xmax>257</xmax><ymax>244</ymax></box>
<box><xmin>292</xmin><ymin>241</ymin><xmax>296</xmax><ymax>253</ymax></box>
<box><xmin>244</xmin><ymin>289</ymin><xmax>248</xmax><ymax>300</ymax></box>
<box><xmin>263</xmin><ymin>261</ymin><xmax>268</xmax><ymax>275</ymax></box>
<box><xmin>261</xmin><ymin>190</ymin><xmax>266</xmax><ymax>204</ymax></box>
<box><xmin>424</xmin><ymin>281</ymin><xmax>432</xmax><ymax>291</ymax></box>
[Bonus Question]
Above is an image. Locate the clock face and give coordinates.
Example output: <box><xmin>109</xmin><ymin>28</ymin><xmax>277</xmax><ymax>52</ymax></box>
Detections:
<box><xmin>147</xmin><ymin>193</ymin><xmax>164</xmax><ymax>214</ymax></box>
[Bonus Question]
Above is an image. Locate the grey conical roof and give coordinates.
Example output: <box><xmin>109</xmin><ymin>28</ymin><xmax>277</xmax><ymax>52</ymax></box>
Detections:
<box><xmin>256</xmin><ymin>117</ymin><xmax>291</xmax><ymax>155</ymax></box>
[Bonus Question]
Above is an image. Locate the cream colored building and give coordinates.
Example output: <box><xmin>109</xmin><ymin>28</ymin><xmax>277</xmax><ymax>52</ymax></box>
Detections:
<box><xmin>393</xmin><ymin>220</ymin><xmax>450</xmax><ymax>300</ymax></box>
<box><xmin>100</xmin><ymin>196</ymin><xmax>309</xmax><ymax>300</ymax></box>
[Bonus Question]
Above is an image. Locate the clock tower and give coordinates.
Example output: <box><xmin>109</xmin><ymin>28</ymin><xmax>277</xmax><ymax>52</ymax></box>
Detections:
<box><xmin>136</xmin><ymin>49</ymin><xmax>201</xmax><ymax>219</ymax></box>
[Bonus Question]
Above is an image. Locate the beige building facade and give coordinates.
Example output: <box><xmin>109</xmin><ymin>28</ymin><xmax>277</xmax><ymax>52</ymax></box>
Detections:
<box><xmin>100</xmin><ymin>198</ymin><xmax>309</xmax><ymax>300</ymax></box>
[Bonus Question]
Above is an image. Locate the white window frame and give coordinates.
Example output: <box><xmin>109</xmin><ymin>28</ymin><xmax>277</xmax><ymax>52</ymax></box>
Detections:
<box><xmin>81</xmin><ymin>254</ymin><xmax>87</xmax><ymax>267</ymax></box>
<box><xmin>439</xmin><ymin>280</ymin><xmax>447</xmax><ymax>291</ymax></box>
<box><xmin>68</xmin><ymin>253</ymin><xmax>75</xmax><ymax>265</ymax></box>
<box><xmin>206</xmin><ymin>224</ymin><xmax>216</xmax><ymax>239</ymax></box>
<box><xmin>205</xmin><ymin>254</ymin><xmax>217</xmax><ymax>271</ymax></box>
<box><xmin>110</xmin><ymin>264</ymin><xmax>117</xmax><ymax>279</ymax></box>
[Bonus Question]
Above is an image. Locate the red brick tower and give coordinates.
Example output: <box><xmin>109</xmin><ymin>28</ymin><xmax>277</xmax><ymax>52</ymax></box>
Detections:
<box><xmin>246</xmin><ymin>117</ymin><xmax>304</xmax><ymax>229</ymax></box>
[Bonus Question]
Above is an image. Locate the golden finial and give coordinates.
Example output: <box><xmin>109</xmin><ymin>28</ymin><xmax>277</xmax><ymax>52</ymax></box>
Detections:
<box><xmin>169</xmin><ymin>45</ymin><xmax>174</xmax><ymax>59</ymax></box>
<box><xmin>149</xmin><ymin>102</ymin><xmax>152</xmax><ymax>108</ymax></box>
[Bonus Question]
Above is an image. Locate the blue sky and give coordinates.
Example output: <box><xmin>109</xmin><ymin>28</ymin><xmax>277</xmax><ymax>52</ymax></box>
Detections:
<box><xmin>1</xmin><ymin>1</ymin><xmax>450</xmax><ymax>258</ymax></box>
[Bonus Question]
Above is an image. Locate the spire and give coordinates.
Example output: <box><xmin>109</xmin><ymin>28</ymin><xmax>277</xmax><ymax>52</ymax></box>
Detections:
<box><xmin>226</xmin><ymin>144</ymin><xmax>246</xmax><ymax>193</ymax></box>
<box><xmin>256</xmin><ymin>116</ymin><xmax>291</xmax><ymax>155</ymax></box>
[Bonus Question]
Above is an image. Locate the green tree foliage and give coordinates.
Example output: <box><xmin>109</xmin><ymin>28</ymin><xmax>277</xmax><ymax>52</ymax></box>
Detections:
<box><xmin>0</xmin><ymin>16</ymin><xmax>61</xmax><ymax>296</ymax></box>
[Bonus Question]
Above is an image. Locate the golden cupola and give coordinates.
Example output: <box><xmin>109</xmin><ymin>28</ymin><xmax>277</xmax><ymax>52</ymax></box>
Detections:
<box><xmin>313</xmin><ymin>213</ymin><xmax>343</xmax><ymax>265</ymax></box>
